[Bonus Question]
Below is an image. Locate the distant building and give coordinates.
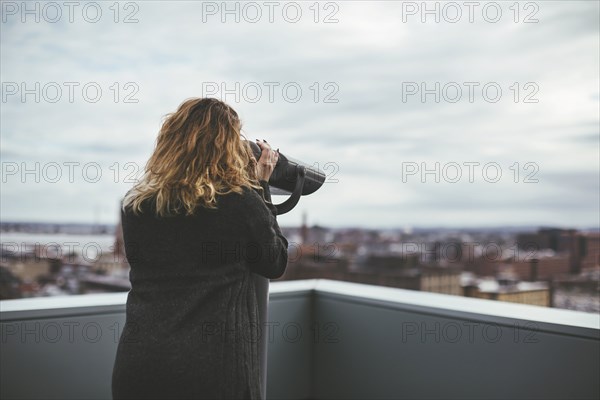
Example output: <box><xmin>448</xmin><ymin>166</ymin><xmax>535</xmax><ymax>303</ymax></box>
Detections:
<box><xmin>581</xmin><ymin>233</ymin><xmax>600</xmax><ymax>271</ymax></box>
<box><xmin>80</xmin><ymin>274</ymin><xmax>131</xmax><ymax>293</ymax></box>
<box><xmin>0</xmin><ymin>265</ymin><xmax>22</xmax><ymax>299</ymax></box>
<box><xmin>462</xmin><ymin>273</ymin><xmax>551</xmax><ymax>307</ymax></box>
<box><xmin>2</xmin><ymin>257</ymin><xmax>51</xmax><ymax>283</ymax></box>
<box><xmin>281</xmin><ymin>251</ymin><xmax>462</xmax><ymax>296</ymax></box>
<box><xmin>469</xmin><ymin>229</ymin><xmax>599</xmax><ymax>283</ymax></box>
<box><xmin>420</xmin><ymin>266</ymin><xmax>462</xmax><ymax>295</ymax></box>
<box><xmin>509</xmin><ymin>256</ymin><xmax>571</xmax><ymax>281</ymax></box>
<box><xmin>516</xmin><ymin>228</ymin><xmax>596</xmax><ymax>275</ymax></box>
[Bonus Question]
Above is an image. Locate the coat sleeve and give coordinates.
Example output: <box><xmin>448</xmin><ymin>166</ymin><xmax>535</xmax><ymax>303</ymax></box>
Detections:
<box><xmin>243</xmin><ymin>180</ymin><xmax>289</xmax><ymax>279</ymax></box>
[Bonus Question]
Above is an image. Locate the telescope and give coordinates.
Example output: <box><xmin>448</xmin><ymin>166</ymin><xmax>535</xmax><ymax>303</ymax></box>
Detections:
<box><xmin>245</xmin><ymin>140</ymin><xmax>326</xmax><ymax>215</ymax></box>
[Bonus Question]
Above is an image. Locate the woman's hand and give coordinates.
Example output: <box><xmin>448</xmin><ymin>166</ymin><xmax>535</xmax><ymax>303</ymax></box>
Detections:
<box><xmin>255</xmin><ymin>139</ymin><xmax>279</xmax><ymax>182</ymax></box>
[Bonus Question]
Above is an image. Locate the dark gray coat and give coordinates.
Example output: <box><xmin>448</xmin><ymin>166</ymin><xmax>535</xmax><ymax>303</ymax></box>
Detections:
<box><xmin>112</xmin><ymin>181</ymin><xmax>288</xmax><ymax>399</ymax></box>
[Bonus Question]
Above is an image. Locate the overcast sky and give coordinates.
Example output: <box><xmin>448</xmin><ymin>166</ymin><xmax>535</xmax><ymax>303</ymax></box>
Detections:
<box><xmin>1</xmin><ymin>1</ymin><xmax>598</xmax><ymax>229</ymax></box>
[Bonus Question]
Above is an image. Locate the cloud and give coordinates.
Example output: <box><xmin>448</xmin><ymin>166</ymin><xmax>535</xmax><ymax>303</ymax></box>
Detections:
<box><xmin>1</xmin><ymin>1</ymin><xmax>598</xmax><ymax>228</ymax></box>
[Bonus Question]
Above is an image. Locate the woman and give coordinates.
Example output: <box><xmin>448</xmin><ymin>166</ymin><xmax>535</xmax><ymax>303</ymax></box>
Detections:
<box><xmin>112</xmin><ymin>98</ymin><xmax>289</xmax><ymax>400</ymax></box>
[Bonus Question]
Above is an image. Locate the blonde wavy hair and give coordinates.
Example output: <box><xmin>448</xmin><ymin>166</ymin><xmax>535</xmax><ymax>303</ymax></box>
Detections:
<box><xmin>122</xmin><ymin>97</ymin><xmax>263</xmax><ymax>217</ymax></box>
